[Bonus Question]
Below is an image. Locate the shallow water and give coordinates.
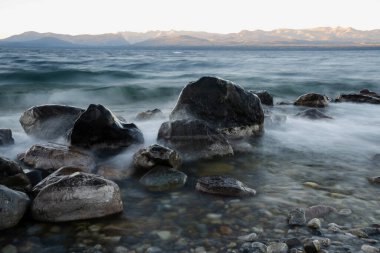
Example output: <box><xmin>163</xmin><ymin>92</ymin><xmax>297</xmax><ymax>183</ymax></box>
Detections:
<box><xmin>0</xmin><ymin>48</ymin><xmax>379</xmax><ymax>252</ymax></box>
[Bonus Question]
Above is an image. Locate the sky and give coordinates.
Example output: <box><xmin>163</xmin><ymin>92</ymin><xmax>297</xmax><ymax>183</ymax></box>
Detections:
<box><xmin>0</xmin><ymin>0</ymin><xmax>380</xmax><ymax>39</ymax></box>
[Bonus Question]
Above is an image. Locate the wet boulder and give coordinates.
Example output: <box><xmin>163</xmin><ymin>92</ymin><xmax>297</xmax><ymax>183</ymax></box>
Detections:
<box><xmin>335</xmin><ymin>94</ymin><xmax>380</xmax><ymax>104</ymax></box>
<box><xmin>69</xmin><ymin>104</ymin><xmax>144</xmax><ymax>153</ymax></box>
<box><xmin>19</xmin><ymin>104</ymin><xmax>84</xmax><ymax>140</ymax></box>
<box><xmin>157</xmin><ymin>119</ymin><xmax>233</xmax><ymax>160</ymax></box>
<box><xmin>0</xmin><ymin>129</ymin><xmax>14</xmax><ymax>146</ymax></box>
<box><xmin>0</xmin><ymin>156</ymin><xmax>31</xmax><ymax>192</ymax></box>
<box><xmin>368</xmin><ymin>176</ymin><xmax>380</xmax><ymax>185</ymax></box>
<box><xmin>305</xmin><ymin>205</ymin><xmax>337</xmax><ymax>220</ymax></box>
<box><xmin>133</xmin><ymin>144</ymin><xmax>181</xmax><ymax>174</ymax></box>
<box><xmin>250</xmin><ymin>90</ymin><xmax>274</xmax><ymax>106</ymax></box>
<box><xmin>31</xmin><ymin>172</ymin><xmax>123</xmax><ymax>222</ymax></box>
<box><xmin>170</xmin><ymin>76</ymin><xmax>264</xmax><ymax>138</ymax></box>
<box><xmin>0</xmin><ymin>185</ymin><xmax>30</xmax><ymax>230</ymax></box>
<box><xmin>295</xmin><ymin>108</ymin><xmax>333</xmax><ymax>120</ymax></box>
<box><xmin>135</xmin><ymin>109</ymin><xmax>165</xmax><ymax>121</ymax></box>
<box><xmin>288</xmin><ymin>208</ymin><xmax>306</xmax><ymax>226</ymax></box>
<box><xmin>139</xmin><ymin>166</ymin><xmax>187</xmax><ymax>192</ymax></box>
<box><xmin>20</xmin><ymin>144</ymin><xmax>95</xmax><ymax>172</ymax></box>
<box><xmin>294</xmin><ymin>93</ymin><xmax>329</xmax><ymax>108</ymax></box>
<box><xmin>195</xmin><ymin>176</ymin><xmax>256</xmax><ymax>197</ymax></box>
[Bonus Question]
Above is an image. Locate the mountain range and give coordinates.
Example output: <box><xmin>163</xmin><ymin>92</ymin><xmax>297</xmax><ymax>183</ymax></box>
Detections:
<box><xmin>1</xmin><ymin>27</ymin><xmax>380</xmax><ymax>48</ymax></box>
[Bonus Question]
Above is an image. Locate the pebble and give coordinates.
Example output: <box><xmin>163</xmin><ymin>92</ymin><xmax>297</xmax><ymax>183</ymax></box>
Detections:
<box><xmin>304</xmin><ymin>239</ymin><xmax>321</xmax><ymax>253</ymax></box>
<box><xmin>114</xmin><ymin>246</ymin><xmax>129</xmax><ymax>253</ymax></box>
<box><xmin>267</xmin><ymin>242</ymin><xmax>288</xmax><ymax>253</ymax></box>
<box><xmin>361</xmin><ymin>245</ymin><xmax>380</xmax><ymax>253</ymax></box>
<box><xmin>155</xmin><ymin>231</ymin><xmax>172</xmax><ymax>240</ymax></box>
<box><xmin>307</xmin><ymin>218</ymin><xmax>322</xmax><ymax>229</ymax></box>
<box><xmin>1</xmin><ymin>245</ymin><xmax>17</xmax><ymax>253</ymax></box>
<box><xmin>288</xmin><ymin>208</ymin><xmax>306</xmax><ymax>226</ymax></box>
<box><xmin>195</xmin><ymin>246</ymin><xmax>207</xmax><ymax>253</ymax></box>
<box><xmin>219</xmin><ymin>225</ymin><xmax>233</xmax><ymax>235</ymax></box>
<box><xmin>251</xmin><ymin>242</ymin><xmax>267</xmax><ymax>253</ymax></box>
<box><xmin>206</xmin><ymin>213</ymin><xmax>222</xmax><ymax>220</ymax></box>
<box><xmin>146</xmin><ymin>247</ymin><xmax>162</xmax><ymax>253</ymax></box>
<box><xmin>238</xmin><ymin>233</ymin><xmax>258</xmax><ymax>242</ymax></box>
<box><xmin>338</xmin><ymin>208</ymin><xmax>352</xmax><ymax>216</ymax></box>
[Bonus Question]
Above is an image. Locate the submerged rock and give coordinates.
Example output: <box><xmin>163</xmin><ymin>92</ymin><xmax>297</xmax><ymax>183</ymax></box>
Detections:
<box><xmin>295</xmin><ymin>108</ymin><xmax>332</xmax><ymax>120</ymax></box>
<box><xmin>267</xmin><ymin>242</ymin><xmax>288</xmax><ymax>253</ymax></box>
<box><xmin>0</xmin><ymin>129</ymin><xmax>14</xmax><ymax>145</ymax></box>
<box><xmin>19</xmin><ymin>104</ymin><xmax>84</xmax><ymax>140</ymax></box>
<box><xmin>288</xmin><ymin>208</ymin><xmax>306</xmax><ymax>226</ymax></box>
<box><xmin>305</xmin><ymin>205</ymin><xmax>337</xmax><ymax>220</ymax></box>
<box><xmin>157</xmin><ymin>119</ymin><xmax>233</xmax><ymax>160</ymax></box>
<box><xmin>170</xmin><ymin>76</ymin><xmax>264</xmax><ymax>138</ymax></box>
<box><xmin>0</xmin><ymin>156</ymin><xmax>31</xmax><ymax>192</ymax></box>
<box><xmin>335</xmin><ymin>94</ymin><xmax>380</xmax><ymax>104</ymax></box>
<box><xmin>250</xmin><ymin>90</ymin><xmax>274</xmax><ymax>106</ymax></box>
<box><xmin>69</xmin><ymin>104</ymin><xmax>144</xmax><ymax>153</ymax></box>
<box><xmin>135</xmin><ymin>109</ymin><xmax>165</xmax><ymax>121</ymax></box>
<box><xmin>0</xmin><ymin>185</ymin><xmax>30</xmax><ymax>230</ymax></box>
<box><xmin>368</xmin><ymin>176</ymin><xmax>380</xmax><ymax>185</ymax></box>
<box><xmin>294</xmin><ymin>93</ymin><xmax>329</xmax><ymax>108</ymax></box>
<box><xmin>32</xmin><ymin>172</ymin><xmax>123</xmax><ymax>222</ymax></box>
<box><xmin>139</xmin><ymin>166</ymin><xmax>187</xmax><ymax>192</ymax></box>
<box><xmin>195</xmin><ymin>176</ymin><xmax>256</xmax><ymax>197</ymax></box>
<box><xmin>133</xmin><ymin>144</ymin><xmax>181</xmax><ymax>174</ymax></box>
<box><xmin>20</xmin><ymin>144</ymin><xmax>95</xmax><ymax>172</ymax></box>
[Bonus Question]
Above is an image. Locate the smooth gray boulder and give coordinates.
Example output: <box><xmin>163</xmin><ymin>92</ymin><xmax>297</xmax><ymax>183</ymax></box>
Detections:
<box><xmin>0</xmin><ymin>129</ymin><xmax>14</xmax><ymax>145</ymax></box>
<box><xmin>32</xmin><ymin>172</ymin><xmax>123</xmax><ymax>222</ymax></box>
<box><xmin>133</xmin><ymin>144</ymin><xmax>181</xmax><ymax>174</ymax></box>
<box><xmin>19</xmin><ymin>144</ymin><xmax>95</xmax><ymax>172</ymax></box>
<box><xmin>0</xmin><ymin>156</ymin><xmax>31</xmax><ymax>192</ymax></box>
<box><xmin>157</xmin><ymin>119</ymin><xmax>233</xmax><ymax>160</ymax></box>
<box><xmin>139</xmin><ymin>166</ymin><xmax>187</xmax><ymax>192</ymax></box>
<box><xmin>19</xmin><ymin>104</ymin><xmax>84</xmax><ymax>140</ymax></box>
<box><xmin>195</xmin><ymin>176</ymin><xmax>256</xmax><ymax>197</ymax></box>
<box><xmin>69</xmin><ymin>104</ymin><xmax>144</xmax><ymax>153</ymax></box>
<box><xmin>335</xmin><ymin>93</ymin><xmax>380</xmax><ymax>104</ymax></box>
<box><xmin>0</xmin><ymin>185</ymin><xmax>30</xmax><ymax>230</ymax></box>
<box><xmin>294</xmin><ymin>93</ymin><xmax>329</xmax><ymax>108</ymax></box>
<box><xmin>170</xmin><ymin>77</ymin><xmax>264</xmax><ymax>138</ymax></box>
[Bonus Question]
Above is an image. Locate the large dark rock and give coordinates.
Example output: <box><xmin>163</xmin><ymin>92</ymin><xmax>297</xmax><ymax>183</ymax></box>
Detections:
<box><xmin>295</xmin><ymin>108</ymin><xmax>332</xmax><ymax>120</ymax></box>
<box><xmin>250</xmin><ymin>90</ymin><xmax>274</xmax><ymax>106</ymax></box>
<box><xmin>69</xmin><ymin>104</ymin><xmax>144</xmax><ymax>153</ymax></box>
<box><xmin>0</xmin><ymin>185</ymin><xmax>30</xmax><ymax>230</ymax></box>
<box><xmin>139</xmin><ymin>166</ymin><xmax>187</xmax><ymax>192</ymax></box>
<box><xmin>294</xmin><ymin>93</ymin><xmax>329</xmax><ymax>108</ymax></box>
<box><xmin>31</xmin><ymin>172</ymin><xmax>123</xmax><ymax>222</ymax></box>
<box><xmin>0</xmin><ymin>156</ymin><xmax>31</xmax><ymax>192</ymax></box>
<box><xmin>360</xmin><ymin>89</ymin><xmax>379</xmax><ymax>97</ymax></box>
<box><xmin>133</xmin><ymin>144</ymin><xmax>181</xmax><ymax>174</ymax></box>
<box><xmin>157</xmin><ymin>119</ymin><xmax>233</xmax><ymax>160</ymax></box>
<box><xmin>288</xmin><ymin>208</ymin><xmax>306</xmax><ymax>226</ymax></box>
<box><xmin>135</xmin><ymin>109</ymin><xmax>165</xmax><ymax>121</ymax></box>
<box><xmin>19</xmin><ymin>144</ymin><xmax>95</xmax><ymax>172</ymax></box>
<box><xmin>195</xmin><ymin>176</ymin><xmax>256</xmax><ymax>197</ymax></box>
<box><xmin>19</xmin><ymin>105</ymin><xmax>84</xmax><ymax>140</ymax></box>
<box><xmin>335</xmin><ymin>94</ymin><xmax>380</xmax><ymax>104</ymax></box>
<box><xmin>0</xmin><ymin>129</ymin><xmax>14</xmax><ymax>145</ymax></box>
<box><xmin>170</xmin><ymin>77</ymin><xmax>264</xmax><ymax>138</ymax></box>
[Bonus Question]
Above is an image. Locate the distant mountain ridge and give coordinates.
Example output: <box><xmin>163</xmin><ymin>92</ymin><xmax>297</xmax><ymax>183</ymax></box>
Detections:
<box><xmin>2</xmin><ymin>27</ymin><xmax>380</xmax><ymax>48</ymax></box>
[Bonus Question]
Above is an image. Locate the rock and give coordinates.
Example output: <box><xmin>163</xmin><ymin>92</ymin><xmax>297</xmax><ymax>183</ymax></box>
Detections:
<box><xmin>0</xmin><ymin>185</ymin><xmax>30</xmax><ymax>230</ymax></box>
<box><xmin>360</xmin><ymin>89</ymin><xmax>379</xmax><ymax>96</ymax></box>
<box><xmin>361</xmin><ymin>245</ymin><xmax>380</xmax><ymax>253</ymax></box>
<box><xmin>307</xmin><ymin>218</ymin><xmax>322</xmax><ymax>229</ymax></box>
<box><xmin>251</xmin><ymin>90</ymin><xmax>274</xmax><ymax>106</ymax></box>
<box><xmin>267</xmin><ymin>242</ymin><xmax>288</xmax><ymax>253</ymax></box>
<box><xmin>139</xmin><ymin>166</ymin><xmax>187</xmax><ymax>192</ymax></box>
<box><xmin>338</xmin><ymin>208</ymin><xmax>352</xmax><ymax>216</ymax></box>
<box><xmin>135</xmin><ymin>109</ymin><xmax>165</xmax><ymax>121</ymax></box>
<box><xmin>32</xmin><ymin>172</ymin><xmax>123</xmax><ymax>222</ymax></box>
<box><xmin>154</xmin><ymin>230</ymin><xmax>172</xmax><ymax>240</ymax></box>
<box><xmin>305</xmin><ymin>205</ymin><xmax>337</xmax><ymax>220</ymax></box>
<box><xmin>335</xmin><ymin>94</ymin><xmax>380</xmax><ymax>104</ymax></box>
<box><xmin>25</xmin><ymin>170</ymin><xmax>43</xmax><ymax>187</ymax></box>
<box><xmin>96</xmin><ymin>165</ymin><xmax>129</xmax><ymax>181</ymax></box>
<box><xmin>240</xmin><ymin>242</ymin><xmax>267</xmax><ymax>253</ymax></box>
<box><xmin>294</xmin><ymin>93</ymin><xmax>329</xmax><ymax>108</ymax></box>
<box><xmin>32</xmin><ymin>166</ymin><xmax>87</xmax><ymax>195</ymax></box>
<box><xmin>133</xmin><ymin>144</ymin><xmax>181</xmax><ymax>174</ymax></box>
<box><xmin>295</xmin><ymin>108</ymin><xmax>332</xmax><ymax>120</ymax></box>
<box><xmin>0</xmin><ymin>129</ymin><xmax>14</xmax><ymax>146</ymax></box>
<box><xmin>238</xmin><ymin>233</ymin><xmax>258</xmax><ymax>242</ymax></box>
<box><xmin>288</xmin><ymin>208</ymin><xmax>306</xmax><ymax>226</ymax></box>
<box><xmin>1</xmin><ymin>244</ymin><xmax>18</xmax><ymax>253</ymax></box>
<box><xmin>20</xmin><ymin>144</ymin><xmax>95</xmax><ymax>172</ymax></box>
<box><xmin>304</xmin><ymin>240</ymin><xmax>321</xmax><ymax>253</ymax></box>
<box><xmin>195</xmin><ymin>176</ymin><xmax>256</xmax><ymax>197</ymax></box>
<box><xmin>157</xmin><ymin>119</ymin><xmax>233</xmax><ymax>159</ymax></box>
<box><xmin>284</xmin><ymin>238</ymin><xmax>302</xmax><ymax>249</ymax></box>
<box><xmin>69</xmin><ymin>104</ymin><xmax>144</xmax><ymax>153</ymax></box>
<box><xmin>170</xmin><ymin>76</ymin><xmax>264</xmax><ymax>138</ymax></box>
<box><xmin>19</xmin><ymin>104</ymin><xmax>84</xmax><ymax>140</ymax></box>
<box><xmin>368</xmin><ymin>177</ymin><xmax>380</xmax><ymax>185</ymax></box>
<box><xmin>0</xmin><ymin>156</ymin><xmax>31</xmax><ymax>191</ymax></box>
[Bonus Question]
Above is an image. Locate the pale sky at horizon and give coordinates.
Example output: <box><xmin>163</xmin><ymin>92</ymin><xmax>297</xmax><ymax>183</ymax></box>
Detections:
<box><xmin>0</xmin><ymin>0</ymin><xmax>379</xmax><ymax>39</ymax></box>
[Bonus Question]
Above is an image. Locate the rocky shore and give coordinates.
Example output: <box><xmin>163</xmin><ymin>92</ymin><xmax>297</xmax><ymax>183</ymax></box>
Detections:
<box><xmin>1</xmin><ymin>76</ymin><xmax>380</xmax><ymax>253</ymax></box>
